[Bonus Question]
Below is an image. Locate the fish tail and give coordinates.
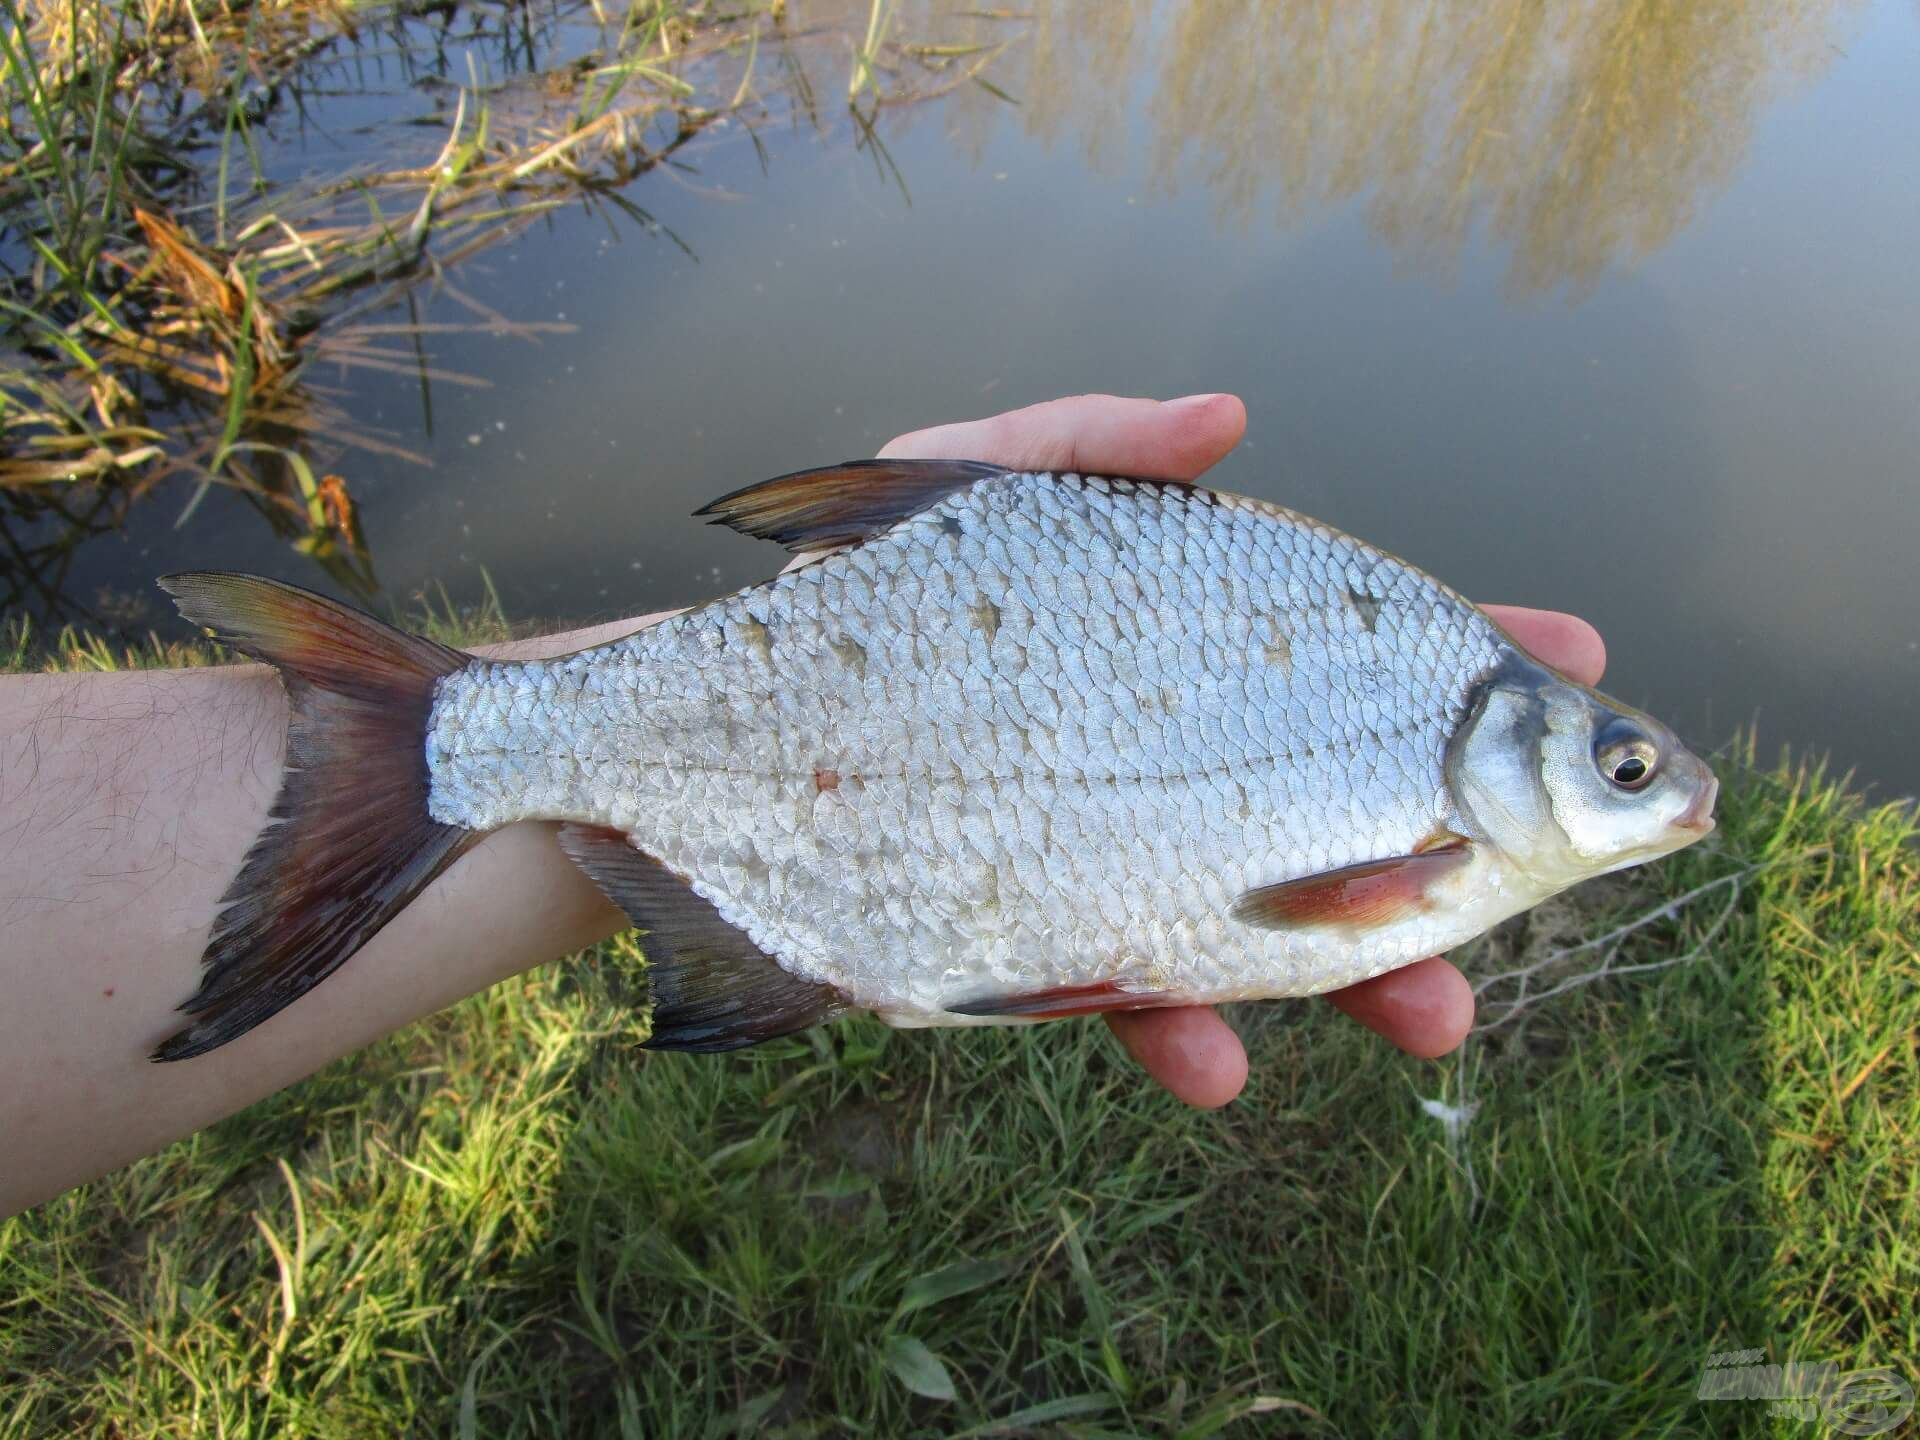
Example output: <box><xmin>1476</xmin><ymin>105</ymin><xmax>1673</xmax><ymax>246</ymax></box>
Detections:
<box><xmin>152</xmin><ymin>573</ymin><xmax>479</xmax><ymax>1061</ymax></box>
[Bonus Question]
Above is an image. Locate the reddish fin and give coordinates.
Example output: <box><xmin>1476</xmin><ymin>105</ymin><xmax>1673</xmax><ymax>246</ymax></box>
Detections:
<box><xmin>695</xmin><ymin>459</ymin><xmax>1004</xmax><ymax>552</ymax></box>
<box><xmin>1231</xmin><ymin>838</ymin><xmax>1472</xmax><ymax>932</ymax></box>
<box><xmin>152</xmin><ymin>574</ymin><xmax>476</xmax><ymax>1061</ymax></box>
<box><xmin>948</xmin><ymin>981</ymin><xmax>1179</xmax><ymax>1021</ymax></box>
<box><xmin>556</xmin><ymin>824</ymin><xmax>845</xmax><ymax>1052</ymax></box>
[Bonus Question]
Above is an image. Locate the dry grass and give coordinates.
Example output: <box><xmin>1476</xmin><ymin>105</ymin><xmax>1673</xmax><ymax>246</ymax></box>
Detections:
<box><xmin>0</xmin><ymin>0</ymin><xmax>1016</xmax><ymax>557</ymax></box>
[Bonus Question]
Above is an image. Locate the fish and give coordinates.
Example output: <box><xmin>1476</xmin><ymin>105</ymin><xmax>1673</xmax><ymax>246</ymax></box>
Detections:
<box><xmin>150</xmin><ymin>460</ymin><xmax>1717</xmax><ymax>1060</ymax></box>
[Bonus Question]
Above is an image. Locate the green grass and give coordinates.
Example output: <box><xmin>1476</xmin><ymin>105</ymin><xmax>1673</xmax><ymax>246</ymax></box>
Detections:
<box><xmin>1</xmin><ymin>625</ymin><xmax>1914</xmax><ymax>1437</ymax></box>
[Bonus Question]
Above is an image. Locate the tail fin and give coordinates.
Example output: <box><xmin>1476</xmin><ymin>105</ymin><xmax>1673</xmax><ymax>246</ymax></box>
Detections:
<box><xmin>153</xmin><ymin>573</ymin><xmax>478</xmax><ymax>1061</ymax></box>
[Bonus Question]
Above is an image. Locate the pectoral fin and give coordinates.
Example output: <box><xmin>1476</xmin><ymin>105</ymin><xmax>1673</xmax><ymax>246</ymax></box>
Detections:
<box><xmin>557</xmin><ymin>825</ymin><xmax>844</xmax><ymax>1051</ymax></box>
<box><xmin>1231</xmin><ymin>837</ymin><xmax>1472</xmax><ymax>932</ymax></box>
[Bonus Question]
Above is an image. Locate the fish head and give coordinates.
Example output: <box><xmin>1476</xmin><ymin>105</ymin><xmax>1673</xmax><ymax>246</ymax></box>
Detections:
<box><xmin>1446</xmin><ymin>653</ymin><xmax>1718</xmax><ymax>890</ymax></box>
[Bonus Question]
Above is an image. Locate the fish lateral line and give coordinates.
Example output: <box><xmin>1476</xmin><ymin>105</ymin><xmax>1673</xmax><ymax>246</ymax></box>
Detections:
<box><xmin>145</xmin><ymin>457</ymin><xmax>1718</xmax><ymax>1059</ymax></box>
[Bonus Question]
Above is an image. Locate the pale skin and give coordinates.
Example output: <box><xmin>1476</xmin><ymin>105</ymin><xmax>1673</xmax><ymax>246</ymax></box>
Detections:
<box><xmin>0</xmin><ymin>393</ymin><xmax>1606</xmax><ymax>1220</ymax></box>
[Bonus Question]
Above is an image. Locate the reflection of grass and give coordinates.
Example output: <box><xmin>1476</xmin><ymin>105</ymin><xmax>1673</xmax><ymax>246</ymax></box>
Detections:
<box><xmin>0</xmin><ymin>0</ymin><xmax>1015</xmax><ymax>573</ymax></box>
<box><xmin>2</xmin><ymin>610</ymin><xmax>1912</xmax><ymax>1435</ymax></box>
<box><xmin>943</xmin><ymin>0</ymin><xmax>1851</xmax><ymax>294</ymax></box>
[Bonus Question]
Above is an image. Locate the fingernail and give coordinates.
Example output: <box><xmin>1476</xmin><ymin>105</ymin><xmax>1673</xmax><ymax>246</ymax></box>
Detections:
<box><xmin>1163</xmin><ymin>393</ymin><xmax>1226</xmax><ymax>412</ymax></box>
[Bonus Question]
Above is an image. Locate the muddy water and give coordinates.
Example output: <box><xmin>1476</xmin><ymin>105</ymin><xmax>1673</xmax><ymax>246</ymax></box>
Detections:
<box><xmin>11</xmin><ymin>0</ymin><xmax>1918</xmax><ymax>793</ymax></box>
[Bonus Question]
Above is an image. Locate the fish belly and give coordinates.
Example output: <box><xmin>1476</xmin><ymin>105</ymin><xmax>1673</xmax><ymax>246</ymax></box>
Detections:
<box><xmin>425</xmin><ymin>473</ymin><xmax>1508</xmax><ymax>1021</ymax></box>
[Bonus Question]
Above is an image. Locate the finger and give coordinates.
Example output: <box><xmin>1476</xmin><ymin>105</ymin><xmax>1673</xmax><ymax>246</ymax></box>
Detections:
<box><xmin>878</xmin><ymin>393</ymin><xmax>1247</xmax><ymax>482</ymax></box>
<box><xmin>1322</xmin><ymin>956</ymin><xmax>1474</xmax><ymax>1059</ymax></box>
<box><xmin>1104</xmin><ymin>1006</ymin><xmax>1248</xmax><ymax>1108</ymax></box>
<box><xmin>1483</xmin><ymin>605</ymin><xmax>1606</xmax><ymax>687</ymax></box>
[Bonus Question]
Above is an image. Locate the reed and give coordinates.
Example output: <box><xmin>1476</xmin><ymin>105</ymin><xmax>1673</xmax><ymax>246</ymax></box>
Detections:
<box><xmin>1</xmin><ymin>0</ymin><xmax>1014</xmax><ymax>573</ymax></box>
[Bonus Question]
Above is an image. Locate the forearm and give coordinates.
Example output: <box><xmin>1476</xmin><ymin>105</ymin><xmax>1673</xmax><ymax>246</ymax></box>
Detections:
<box><xmin>0</xmin><ymin>613</ymin><xmax>660</xmax><ymax>1219</ymax></box>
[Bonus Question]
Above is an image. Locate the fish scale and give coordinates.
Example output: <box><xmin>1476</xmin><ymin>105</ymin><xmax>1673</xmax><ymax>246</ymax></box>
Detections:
<box><xmin>151</xmin><ymin>460</ymin><xmax>1712</xmax><ymax>1060</ymax></box>
<box><xmin>142</xmin><ymin>468</ymin><xmax>1720</xmax><ymax>1067</ymax></box>
<box><xmin>424</xmin><ymin>471</ymin><xmax>1506</xmax><ymax>1019</ymax></box>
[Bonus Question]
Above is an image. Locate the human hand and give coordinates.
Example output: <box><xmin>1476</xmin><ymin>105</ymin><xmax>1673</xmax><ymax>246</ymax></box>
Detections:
<box><xmin>878</xmin><ymin>393</ymin><xmax>1607</xmax><ymax>1108</ymax></box>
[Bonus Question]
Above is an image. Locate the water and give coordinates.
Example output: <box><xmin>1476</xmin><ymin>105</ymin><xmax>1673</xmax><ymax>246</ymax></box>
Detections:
<box><xmin>9</xmin><ymin>0</ymin><xmax>1918</xmax><ymax>794</ymax></box>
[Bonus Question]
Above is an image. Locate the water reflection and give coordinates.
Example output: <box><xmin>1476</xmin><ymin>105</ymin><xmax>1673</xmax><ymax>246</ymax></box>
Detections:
<box><xmin>3</xmin><ymin>0</ymin><xmax>1860</xmax><ymax>627</ymax></box>
<box><xmin>0</xmin><ymin>486</ymin><xmax>128</xmax><ymax>628</ymax></box>
<box><xmin>923</xmin><ymin>0</ymin><xmax>1852</xmax><ymax>291</ymax></box>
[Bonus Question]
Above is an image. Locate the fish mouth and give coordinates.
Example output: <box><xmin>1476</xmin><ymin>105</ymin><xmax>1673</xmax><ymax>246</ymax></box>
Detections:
<box><xmin>1674</xmin><ymin>774</ymin><xmax>1719</xmax><ymax>835</ymax></box>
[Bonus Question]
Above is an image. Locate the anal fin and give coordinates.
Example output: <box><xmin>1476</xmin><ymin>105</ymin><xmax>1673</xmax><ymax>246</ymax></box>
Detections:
<box><xmin>948</xmin><ymin>980</ymin><xmax>1178</xmax><ymax>1021</ymax></box>
<box><xmin>1231</xmin><ymin>836</ymin><xmax>1472</xmax><ymax>932</ymax></box>
<box><xmin>557</xmin><ymin>824</ymin><xmax>843</xmax><ymax>1052</ymax></box>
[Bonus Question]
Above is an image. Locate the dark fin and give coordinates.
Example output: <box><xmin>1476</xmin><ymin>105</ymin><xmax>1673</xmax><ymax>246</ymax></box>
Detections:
<box><xmin>1231</xmin><ymin>836</ymin><xmax>1473</xmax><ymax>932</ymax></box>
<box><xmin>151</xmin><ymin>573</ymin><xmax>477</xmax><ymax>1061</ymax></box>
<box><xmin>948</xmin><ymin>980</ymin><xmax>1178</xmax><ymax>1021</ymax></box>
<box><xmin>695</xmin><ymin>459</ymin><xmax>1005</xmax><ymax>552</ymax></box>
<box><xmin>556</xmin><ymin>824</ymin><xmax>844</xmax><ymax>1052</ymax></box>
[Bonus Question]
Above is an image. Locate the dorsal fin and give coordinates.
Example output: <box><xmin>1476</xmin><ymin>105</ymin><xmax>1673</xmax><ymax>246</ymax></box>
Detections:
<box><xmin>695</xmin><ymin>459</ymin><xmax>1005</xmax><ymax>552</ymax></box>
<box><xmin>556</xmin><ymin>824</ymin><xmax>845</xmax><ymax>1051</ymax></box>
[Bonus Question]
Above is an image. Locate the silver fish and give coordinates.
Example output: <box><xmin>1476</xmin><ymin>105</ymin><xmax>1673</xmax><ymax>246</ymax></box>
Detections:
<box><xmin>153</xmin><ymin>461</ymin><xmax>1716</xmax><ymax>1059</ymax></box>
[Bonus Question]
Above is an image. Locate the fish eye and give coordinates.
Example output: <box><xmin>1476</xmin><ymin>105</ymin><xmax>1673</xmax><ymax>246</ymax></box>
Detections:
<box><xmin>1593</xmin><ymin>719</ymin><xmax>1659</xmax><ymax>792</ymax></box>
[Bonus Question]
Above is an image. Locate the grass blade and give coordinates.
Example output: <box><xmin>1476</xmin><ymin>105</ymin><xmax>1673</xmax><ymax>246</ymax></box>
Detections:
<box><xmin>881</xmin><ymin>1336</ymin><xmax>957</xmax><ymax>1402</ymax></box>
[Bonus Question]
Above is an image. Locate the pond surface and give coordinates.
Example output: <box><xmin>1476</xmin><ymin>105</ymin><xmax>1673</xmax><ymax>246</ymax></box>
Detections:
<box><xmin>12</xmin><ymin>0</ymin><xmax>1919</xmax><ymax>795</ymax></box>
